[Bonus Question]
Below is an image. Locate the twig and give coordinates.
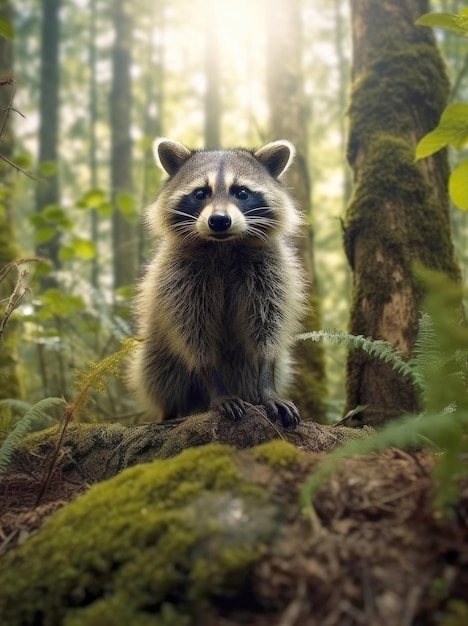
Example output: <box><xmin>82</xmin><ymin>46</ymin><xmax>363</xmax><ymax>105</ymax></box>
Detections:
<box><xmin>0</xmin><ymin>258</ymin><xmax>47</xmax><ymax>340</ymax></box>
<box><xmin>276</xmin><ymin>580</ymin><xmax>308</xmax><ymax>626</ymax></box>
<box><xmin>34</xmin><ymin>404</ymin><xmax>72</xmax><ymax>507</ymax></box>
<box><xmin>0</xmin><ymin>77</ymin><xmax>38</xmax><ymax>180</ymax></box>
<box><xmin>0</xmin><ymin>257</ymin><xmax>47</xmax><ymax>283</ymax></box>
<box><xmin>0</xmin><ymin>153</ymin><xmax>38</xmax><ymax>180</ymax></box>
<box><xmin>0</xmin><ymin>269</ymin><xmax>30</xmax><ymax>341</ymax></box>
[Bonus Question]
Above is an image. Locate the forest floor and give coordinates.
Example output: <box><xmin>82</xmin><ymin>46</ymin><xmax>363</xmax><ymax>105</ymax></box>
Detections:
<box><xmin>0</xmin><ymin>411</ymin><xmax>467</xmax><ymax>625</ymax></box>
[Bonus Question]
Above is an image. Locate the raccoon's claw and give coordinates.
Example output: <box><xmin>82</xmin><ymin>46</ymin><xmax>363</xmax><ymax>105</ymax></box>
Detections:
<box><xmin>213</xmin><ymin>397</ymin><xmax>248</xmax><ymax>421</ymax></box>
<box><xmin>263</xmin><ymin>399</ymin><xmax>301</xmax><ymax>428</ymax></box>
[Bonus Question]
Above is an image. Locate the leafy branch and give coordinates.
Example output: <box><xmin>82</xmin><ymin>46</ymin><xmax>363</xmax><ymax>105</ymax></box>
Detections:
<box><xmin>416</xmin><ymin>8</ymin><xmax>468</xmax><ymax>210</ymax></box>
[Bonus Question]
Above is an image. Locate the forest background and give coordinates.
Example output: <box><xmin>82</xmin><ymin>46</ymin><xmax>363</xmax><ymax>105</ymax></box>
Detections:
<box><xmin>1</xmin><ymin>0</ymin><xmax>468</xmax><ymax>429</ymax></box>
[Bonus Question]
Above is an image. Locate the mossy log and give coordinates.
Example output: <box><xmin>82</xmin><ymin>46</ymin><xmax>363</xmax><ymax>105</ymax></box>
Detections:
<box><xmin>1</xmin><ymin>438</ymin><xmax>468</xmax><ymax>625</ymax></box>
<box><xmin>2</xmin><ymin>407</ymin><xmax>370</xmax><ymax>514</ymax></box>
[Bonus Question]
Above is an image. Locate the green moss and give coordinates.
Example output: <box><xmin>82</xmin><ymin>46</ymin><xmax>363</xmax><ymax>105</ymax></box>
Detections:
<box><xmin>346</xmin><ymin>134</ymin><xmax>459</xmax><ymax>295</ymax></box>
<box><xmin>253</xmin><ymin>439</ymin><xmax>302</xmax><ymax>467</ymax></box>
<box><xmin>344</xmin><ymin>131</ymin><xmax>460</xmax><ymax>420</ymax></box>
<box><xmin>439</xmin><ymin>600</ymin><xmax>468</xmax><ymax>626</ymax></box>
<box><xmin>0</xmin><ymin>444</ymin><xmax>278</xmax><ymax>626</ymax></box>
<box><xmin>348</xmin><ymin>44</ymin><xmax>449</xmax><ymax>165</ymax></box>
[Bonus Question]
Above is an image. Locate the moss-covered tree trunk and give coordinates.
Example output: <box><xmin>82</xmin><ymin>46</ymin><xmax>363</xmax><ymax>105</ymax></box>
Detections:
<box><xmin>344</xmin><ymin>0</ymin><xmax>460</xmax><ymax>426</ymax></box>
<box><xmin>266</xmin><ymin>0</ymin><xmax>326</xmax><ymax>422</ymax></box>
<box><xmin>0</xmin><ymin>2</ymin><xmax>21</xmax><ymax>401</ymax></box>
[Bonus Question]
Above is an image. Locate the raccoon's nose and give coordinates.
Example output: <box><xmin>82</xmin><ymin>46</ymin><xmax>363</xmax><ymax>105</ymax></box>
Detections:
<box><xmin>208</xmin><ymin>211</ymin><xmax>232</xmax><ymax>232</ymax></box>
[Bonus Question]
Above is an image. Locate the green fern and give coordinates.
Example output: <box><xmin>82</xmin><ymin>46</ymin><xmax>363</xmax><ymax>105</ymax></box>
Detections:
<box><xmin>299</xmin><ymin>271</ymin><xmax>468</xmax><ymax>516</ymax></box>
<box><xmin>297</xmin><ymin>328</ymin><xmax>423</xmax><ymax>390</ymax></box>
<box><xmin>0</xmin><ymin>397</ymin><xmax>64</xmax><ymax>473</ymax></box>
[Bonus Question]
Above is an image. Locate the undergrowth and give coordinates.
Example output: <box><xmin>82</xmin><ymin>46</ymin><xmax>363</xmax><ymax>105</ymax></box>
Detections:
<box><xmin>0</xmin><ymin>338</ymin><xmax>138</xmax><ymax>502</ymax></box>
<box><xmin>300</xmin><ymin>270</ymin><xmax>468</xmax><ymax>515</ymax></box>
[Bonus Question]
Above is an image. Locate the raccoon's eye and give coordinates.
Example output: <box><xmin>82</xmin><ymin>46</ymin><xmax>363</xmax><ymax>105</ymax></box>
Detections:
<box><xmin>193</xmin><ymin>188</ymin><xmax>210</xmax><ymax>201</ymax></box>
<box><xmin>233</xmin><ymin>187</ymin><xmax>250</xmax><ymax>200</ymax></box>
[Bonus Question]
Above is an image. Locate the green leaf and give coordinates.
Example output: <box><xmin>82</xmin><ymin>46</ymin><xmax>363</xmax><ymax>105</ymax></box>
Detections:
<box><xmin>72</xmin><ymin>238</ymin><xmax>96</xmax><ymax>260</ymax></box>
<box><xmin>449</xmin><ymin>160</ymin><xmax>468</xmax><ymax>211</ymax></box>
<box><xmin>416</xmin><ymin>12</ymin><xmax>468</xmax><ymax>36</ymax></box>
<box><xmin>0</xmin><ymin>17</ymin><xmax>14</xmax><ymax>40</ymax></box>
<box><xmin>35</xmin><ymin>226</ymin><xmax>56</xmax><ymax>244</ymax></box>
<box><xmin>42</xmin><ymin>204</ymin><xmax>66</xmax><ymax>222</ymax></box>
<box><xmin>58</xmin><ymin>245</ymin><xmax>75</xmax><ymax>262</ymax></box>
<box><xmin>42</xmin><ymin>289</ymin><xmax>85</xmax><ymax>316</ymax></box>
<box><xmin>415</xmin><ymin>128</ymin><xmax>452</xmax><ymax>159</ymax></box>
<box><xmin>30</xmin><ymin>214</ymin><xmax>46</xmax><ymax>227</ymax></box>
<box><xmin>80</xmin><ymin>188</ymin><xmax>107</xmax><ymax>209</ymax></box>
<box><xmin>115</xmin><ymin>285</ymin><xmax>134</xmax><ymax>299</ymax></box>
<box><xmin>59</xmin><ymin>217</ymin><xmax>75</xmax><ymax>230</ymax></box>
<box><xmin>97</xmin><ymin>202</ymin><xmax>113</xmax><ymax>217</ymax></box>
<box><xmin>38</xmin><ymin>161</ymin><xmax>58</xmax><ymax>177</ymax></box>
<box><xmin>13</xmin><ymin>153</ymin><xmax>32</xmax><ymax>170</ymax></box>
<box><xmin>116</xmin><ymin>192</ymin><xmax>138</xmax><ymax>221</ymax></box>
<box><xmin>415</xmin><ymin>103</ymin><xmax>468</xmax><ymax>160</ymax></box>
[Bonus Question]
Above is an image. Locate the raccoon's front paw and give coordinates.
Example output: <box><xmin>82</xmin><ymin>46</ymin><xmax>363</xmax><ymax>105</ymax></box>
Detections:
<box><xmin>212</xmin><ymin>397</ymin><xmax>249</xmax><ymax>421</ymax></box>
<box><xmin>263</xmin><ymin>398</ymin><xmax>301</xmax><ymax>428</ymax></box>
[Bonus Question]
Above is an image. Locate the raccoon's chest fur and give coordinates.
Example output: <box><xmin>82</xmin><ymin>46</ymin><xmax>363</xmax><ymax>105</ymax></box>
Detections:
<box><xmin>158</xmin><ymin>240</ymin><xmax>286</xmax><ymax>352</ymax></box>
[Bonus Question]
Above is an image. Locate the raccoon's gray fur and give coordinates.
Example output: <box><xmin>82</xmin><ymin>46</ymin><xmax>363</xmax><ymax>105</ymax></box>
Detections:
<box><xmin>128</xmin><ymin>137</ymin><xmax>306</xmax><ymax>426</ymax></box>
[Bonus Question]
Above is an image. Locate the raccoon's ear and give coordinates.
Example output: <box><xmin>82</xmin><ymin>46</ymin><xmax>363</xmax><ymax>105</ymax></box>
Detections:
<box><xmin>254</xmin><ymin>140</ymin><xmax>295</xmax><ymax>179</ymax></box>
<box><xmin>153</xmin><ymin>138</ymin><xmax>192</xmax><ymax>176</ymax></box>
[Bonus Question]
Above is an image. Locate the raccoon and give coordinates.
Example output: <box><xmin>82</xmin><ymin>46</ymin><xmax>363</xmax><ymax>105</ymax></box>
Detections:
<box><xmin>128</xmin><ymin>138</ymin><xmax>306</xmax><ymax>426</ymax></box>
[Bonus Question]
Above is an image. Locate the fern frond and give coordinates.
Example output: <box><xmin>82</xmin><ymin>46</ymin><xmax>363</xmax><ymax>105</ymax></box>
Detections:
<box><xmin>297</xmin><ymin>329</ymin><xmax>422</xmax><ymax>389</ymax></box>
<box><xmin>409</xmin><ymin>312</ymin><xmax>440</xmax><ymax>371</ymax></box>
<box><xmin>0</xmin><ymin>397</ymin><xmax>64</xmax><ymax>473</ymax></box>
<box><xmin>73</xmin><ymin>337</ymin><xmax>138</xmax><ymax>398</ymax></box>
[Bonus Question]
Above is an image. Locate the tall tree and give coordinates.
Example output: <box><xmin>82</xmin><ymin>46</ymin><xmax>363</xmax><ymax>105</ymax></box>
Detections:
<box><xmin>204</xmin><ymin>0</ymin><xmax>221</xmax><ymax>148</ymax></box>
<box><xmin>35</xmin><ymin>0</ymin><xmax>61</xmax><ymax>278</ymax></box>
<box><xmin>343</xmin><ymin>0</ymin><xmax>461</xmax><ymax>426</ymax></box>
<box><xmin>138</xmin><ymin>2</ymin><xmax>165</xmax><ymax>265</ymax></box>
<box><xmin>0</xmin><ymin>3</ymin><xmax>21</xmax><ymax>401</ymax></box>
<box><xmin>89</xmin><ymin>0</ymin><xmax>99</xmax><ymax>291</ymax></box>
<box><xmin>266</xmin><ymin>0</ymin><xmax>326</xmax><ymax>421</ymax></box>
<box><xmin>110</xmin><ymin>0</ymin><xmax>136</xmax><ymax>290</ymax></box>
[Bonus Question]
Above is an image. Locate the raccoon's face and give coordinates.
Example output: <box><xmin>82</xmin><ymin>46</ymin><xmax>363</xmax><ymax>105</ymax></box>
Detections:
<box><xmin>147</xmin><ymin>138</ymin><xmax>302</xmax><ymax>244</ymax></box>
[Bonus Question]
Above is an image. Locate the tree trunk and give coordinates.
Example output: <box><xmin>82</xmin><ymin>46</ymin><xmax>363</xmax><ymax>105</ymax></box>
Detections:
<box><xmin>89</xmin><ymin>0</ymin><xmax>99</xmax><ymax>291</ymax></box>
<box><xmin>333</xmin><ymin>0</ymin><xmax>352</xmax><ymax>208</ymax></box>
<box><xmin>138</xmin><ymin>2</ymin><xmax>165</xmax><ymax>266</ymax></box>
<box><xmin>204</xmin><ymin>0</ymin><xmax>221</xmax><ymax>148</ymax></box>
<box><xmin>0</xmin><ymin>2</ymin><xmax>21</xmax><ymax>401</ymax></box>
<box><xmin>344</xmin><ymin>0</ymin><xmax>461</xmax><ymax>426</ymax></box>
<box><xmin>35</xmin><ymin>0</ymin><xmax>61</xmax><ymax>281</ymax></box>
<box><xmin>110</xmin><ymin>0</ymin><xmax>136</xmax><ymax>290</ymax></box>
<box><xmin>266</xmin><ymin>0</ymin><xmax>326</xmax><ymax>421</ymax></box>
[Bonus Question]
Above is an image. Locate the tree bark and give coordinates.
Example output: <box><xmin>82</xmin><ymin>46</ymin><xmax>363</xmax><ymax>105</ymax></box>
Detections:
<box><xmin>266</xmin><ymin>0</ymin><xmax>326</xmax><ymax>421</ymax></box>
<box><xmin>0</xmin><ymin>2</ymin><xmax>21</xmax><ymax>401</ymax></box>
<box><xmin>35</xmin><ymin>0</ymin><xmax>61</xmax><ymax>280</ymax></box>
<box><xmin>110</xmin><ymin>0</ymin><xmax>136</xmax><ymax>290</ymax></box>
<box><xmin>344</xmin><ymin>0</ymin><xmax>461</xmax><ymax>426</ymax></box>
